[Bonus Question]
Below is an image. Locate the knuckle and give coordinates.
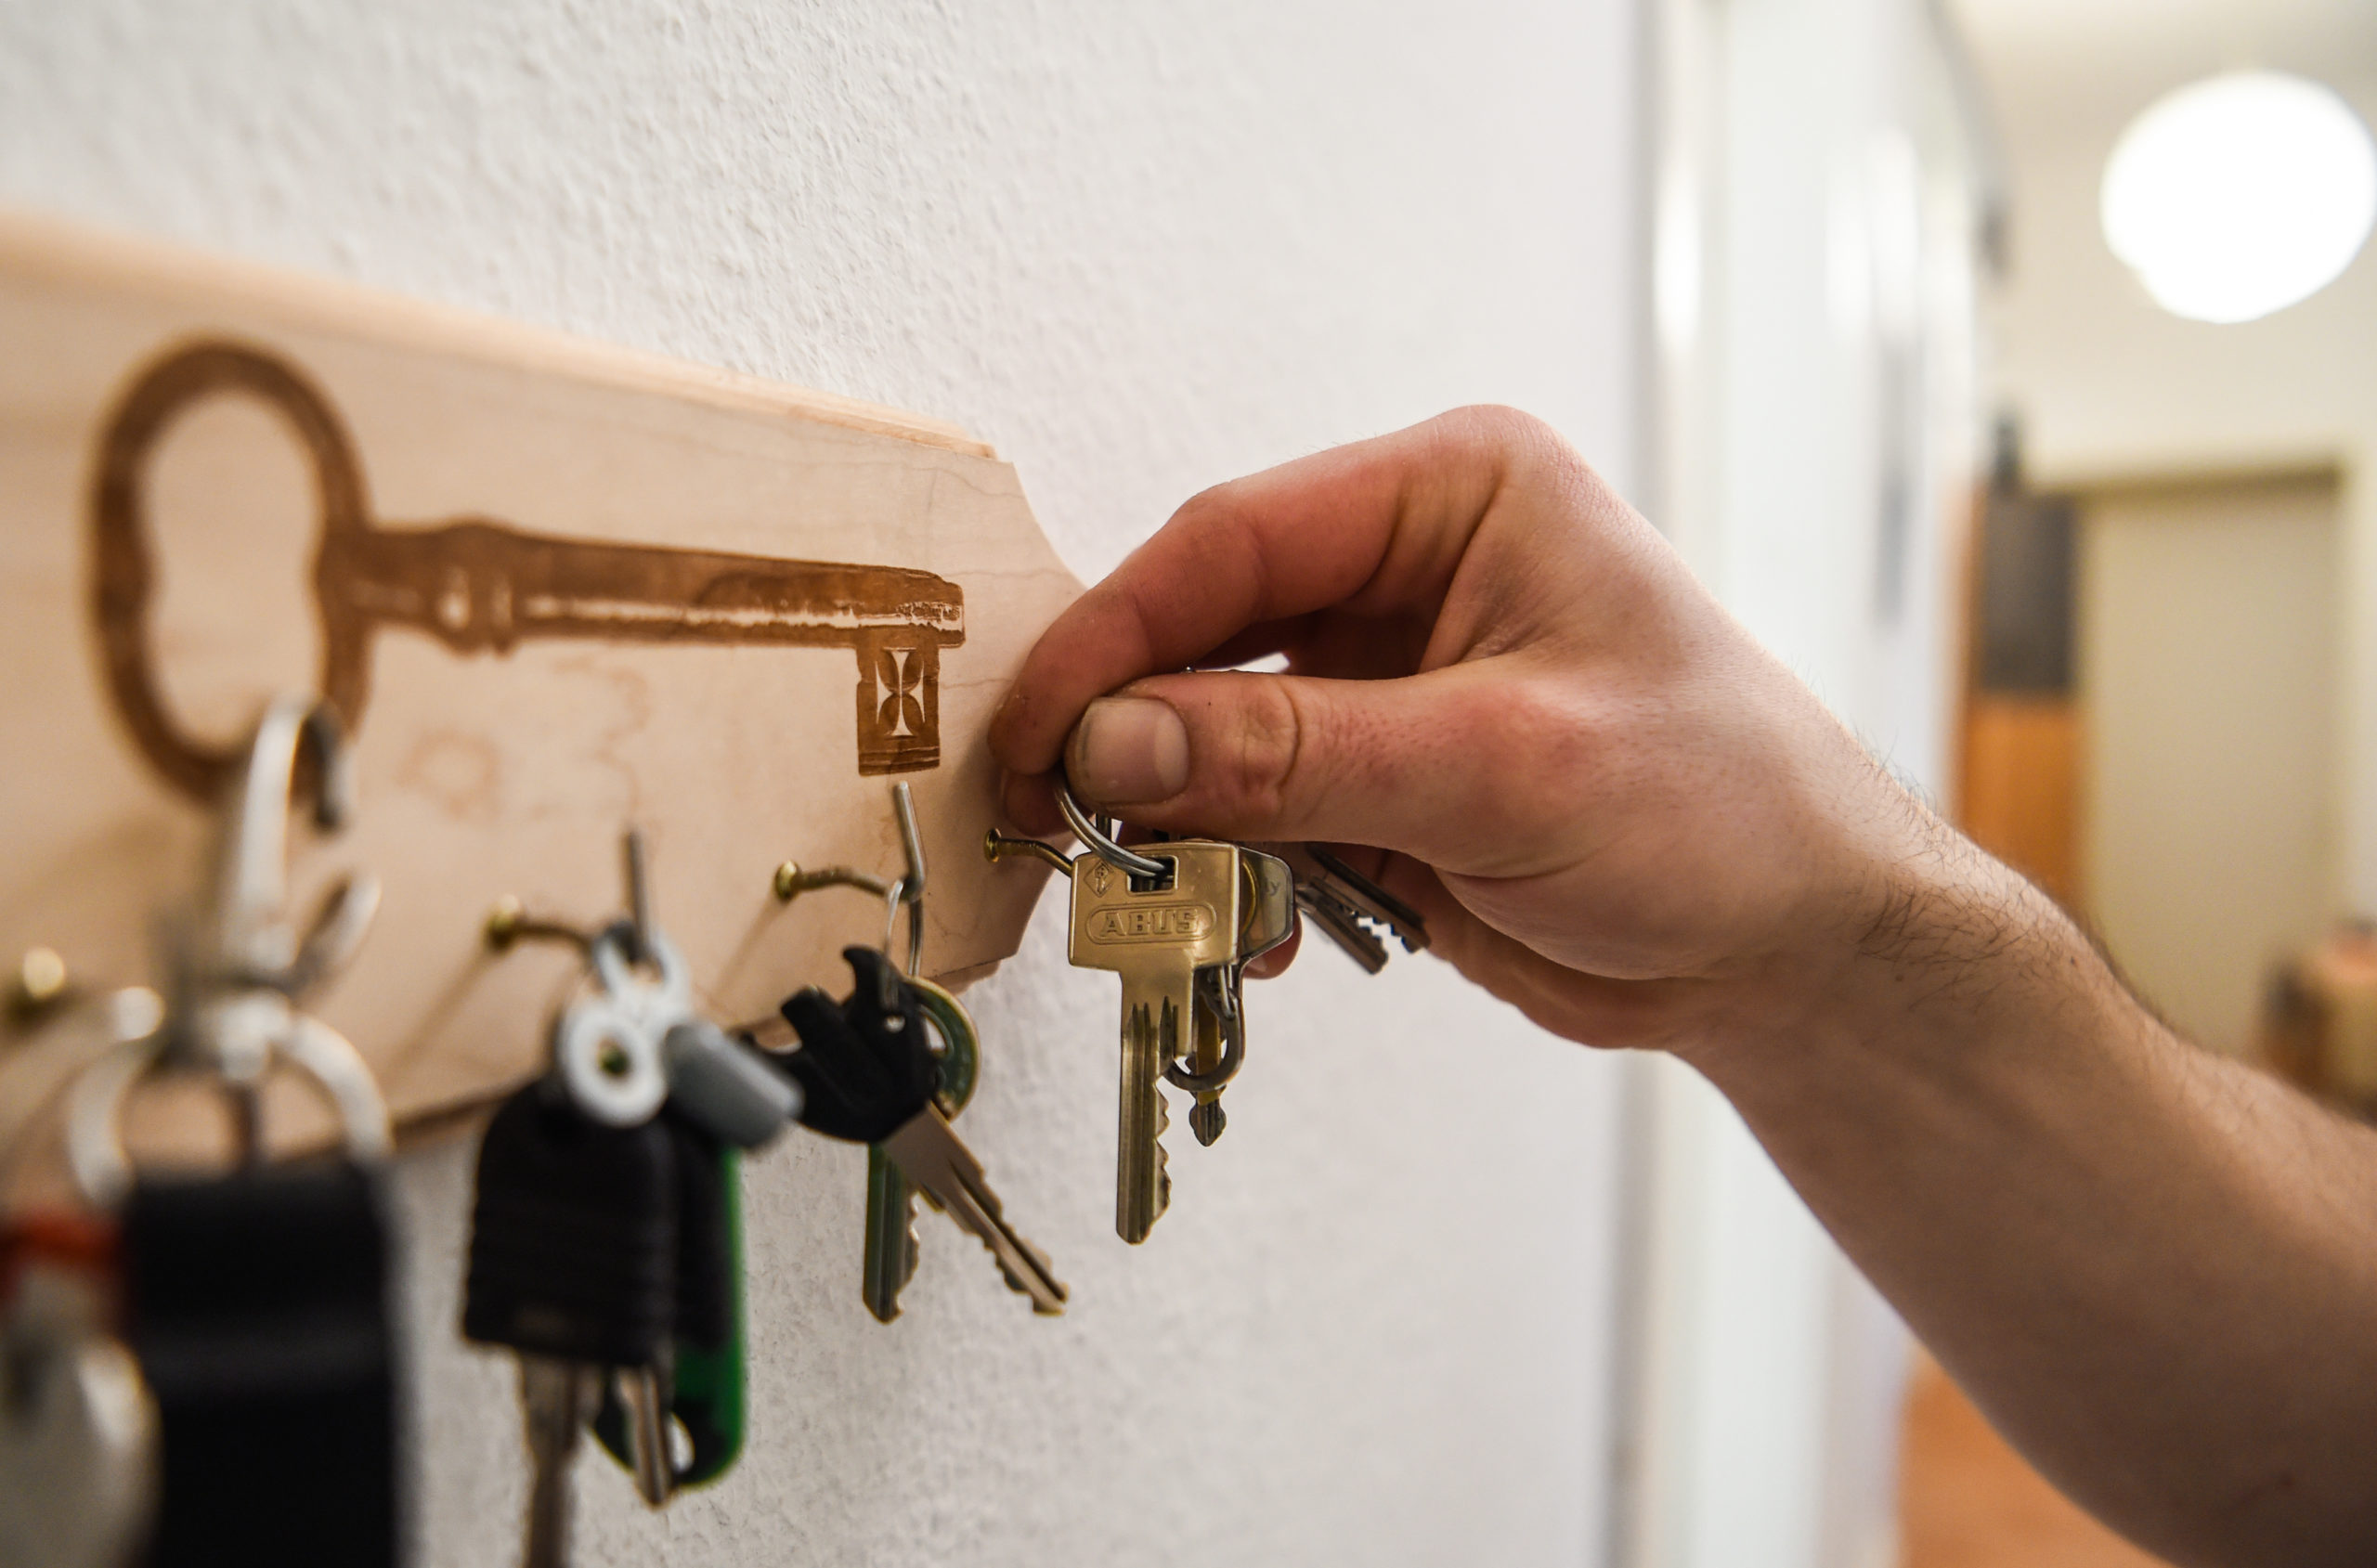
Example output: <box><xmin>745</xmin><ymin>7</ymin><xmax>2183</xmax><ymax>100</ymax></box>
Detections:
<box><xmin>1166</xmin><ymin>480</ymin><xmax>1258</xmax><ymax>554</ymax></box>
<box><xmin>1223</xmin><ymin>677</ymin><xmax>1305</xmax><ymax>817</ymax></box>
<box><xmin>1443</xmin><ymin>402</ymin><xmax>1553</xmax><ymax>446</ymax></box>
<box><xmin>1437</xmin><ymin>404</ymin><xmax>1602</xmax><ymax>495</ymax></box>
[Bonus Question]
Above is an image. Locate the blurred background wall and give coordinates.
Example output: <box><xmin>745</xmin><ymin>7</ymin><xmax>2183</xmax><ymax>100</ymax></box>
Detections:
<box><xmin>1623</xmin><ymin>3</ymin><xmax>1987</xmax><ymax>1566</ymax></box>
<box><xmin>1961</xmin><ymin>0</ymin><xmax>2377</xmax><ymax>1057</ymax></box>
<box><xmin>1912</xmin><ymin>4</ymin><xmax>2376</xmax><ymax>1563</ymax></box>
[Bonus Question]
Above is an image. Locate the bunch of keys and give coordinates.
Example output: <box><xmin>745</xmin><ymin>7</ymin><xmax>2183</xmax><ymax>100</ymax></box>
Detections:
<box><xmin>48</xmin><ymin>695</ymin><xmax>402</xmax><ymax>1567</ymax></box>
<box><xmin>987</xmin><ymin>783</ymin><xmax>1426</xmax><ymax>1244</ymax></box>
<box><xmin>751</xmin><ymin>783</ymin><xmax>1064</xmax><ymax>1321</ymax></box>
<box><xmin>465</xmin><ymin>836</ymin><xmax>797</xmax><ymax>1568</ymax></box>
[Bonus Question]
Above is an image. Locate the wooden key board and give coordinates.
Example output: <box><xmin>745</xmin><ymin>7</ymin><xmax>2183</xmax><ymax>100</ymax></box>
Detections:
<box><xmin>0</xmin><ymin>212</ymin><xmax>1080</xmax><ymax>1172</ymax></box>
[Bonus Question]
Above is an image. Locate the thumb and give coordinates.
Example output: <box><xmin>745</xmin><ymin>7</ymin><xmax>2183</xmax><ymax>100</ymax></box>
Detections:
<box><xmin>1061</xmin><ymin>665</ymin><xmax>1572</xmax><ymax>878</ymax></box>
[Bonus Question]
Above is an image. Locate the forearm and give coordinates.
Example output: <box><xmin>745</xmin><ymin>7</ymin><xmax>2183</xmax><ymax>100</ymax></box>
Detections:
<box><xmin>1694</xmin><ymin>830</ymin><xmax>2377</xmax><ymax>1568</ymax></box>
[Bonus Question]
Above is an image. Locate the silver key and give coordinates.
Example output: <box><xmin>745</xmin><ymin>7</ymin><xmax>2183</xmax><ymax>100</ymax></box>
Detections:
<box><xmin>519</xmin><ymin>1355</ymin><xmax>594</xmax><ymax>1568</ymax></box>
<box><xmin>880</xmin><ymin>1102</ymin><xmax>1067</xmax><ymax>1313</ymax></box>
<box><xmin>1259</xmin><ymin>843</ymin><xmax>1428</xmax><ymax>973</ymax></box>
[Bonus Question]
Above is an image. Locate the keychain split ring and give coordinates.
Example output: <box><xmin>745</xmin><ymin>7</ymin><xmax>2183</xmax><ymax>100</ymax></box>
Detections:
<box><xmin>1162</xmin><ymin>969</ymin><xmax>1246</xmax><ymax>1095</ymax></box>
<box><xmin>1054</xmin><ymin>782</ymin><xmax>1168</xmax><ymax>880</ymax></box>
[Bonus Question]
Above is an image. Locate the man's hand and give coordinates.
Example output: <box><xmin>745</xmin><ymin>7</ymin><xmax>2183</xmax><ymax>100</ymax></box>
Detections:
<box><xmin>991</xmin><ymin>407</ymin><xmax>2377</xmax><ymax>1568</ymax></box>
<box><xmin>992</xmin><ymin>406</ymin><xmax>1935</xmax><ymax>1060</ymax></box>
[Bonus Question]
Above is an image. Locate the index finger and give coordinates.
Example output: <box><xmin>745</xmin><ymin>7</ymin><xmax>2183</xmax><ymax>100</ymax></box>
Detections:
<box><xmin>989</xmin><ymin>405</ymin><xmax>1536</xmax><ymax>775</ymax></box>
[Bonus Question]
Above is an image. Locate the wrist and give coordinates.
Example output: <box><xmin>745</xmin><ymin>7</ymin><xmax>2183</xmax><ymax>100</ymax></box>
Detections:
<box><xmin>1688</xmin><ymin>804</ymin><xmax>2118</xmax><ymax>1092</ymax></box>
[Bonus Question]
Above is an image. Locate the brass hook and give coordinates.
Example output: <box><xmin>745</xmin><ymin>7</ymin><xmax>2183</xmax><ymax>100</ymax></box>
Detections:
<box><xmin>6</xmin><ymin>946</ymin><xmax>72</xmax><ymax>1026</ymax></box>
<box><xmin>483</xmin><ymin>827</ymin><xmax>656</xmax><ymax>957</ymax></box>
<box><xmin>482</xmin><ymin>895</ymin><xmax>598</xmax><ymax>954</ymax></box>
<box><xmin>984</xmin><ymin>829</ymin><xmax>1072</xmax><ymax>877</ymax></box>
<box><xmin>772</xmin><ymin>783</ymin><xmax>929</xmax><ymax>1005</ymax></box>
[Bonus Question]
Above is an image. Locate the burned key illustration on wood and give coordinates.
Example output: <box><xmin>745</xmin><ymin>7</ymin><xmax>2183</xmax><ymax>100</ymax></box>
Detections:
<box><xmin>89</xmin><ymin>339</ymin><xmax>965</xmax><ymax>802</ymax></box>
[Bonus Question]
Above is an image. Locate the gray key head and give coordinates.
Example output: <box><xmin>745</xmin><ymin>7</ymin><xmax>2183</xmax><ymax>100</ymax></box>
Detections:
<box><xmin>661</xmin><ymin>1020</ymin><xmax>800</xmax><ymax>1149</ymax></box>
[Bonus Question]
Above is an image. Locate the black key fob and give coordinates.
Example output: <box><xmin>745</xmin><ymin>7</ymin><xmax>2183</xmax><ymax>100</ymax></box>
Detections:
<box><xmin>462</xmin><ymin>1082</ymin><xmax>677</xmax><ymax>1368</ymax></box>
<box><xmin>123</xmin><ymin>1160</ymin><xmax>399</xmax><ymax>1568</ymax></box>
<box><xmin>773</xmin><ymin>947</ymin><xmax>938</xmax><ymax>1144</ymax></box>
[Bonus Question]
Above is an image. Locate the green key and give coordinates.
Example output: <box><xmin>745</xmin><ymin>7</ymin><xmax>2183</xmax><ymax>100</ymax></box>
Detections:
<box><xmin>862</xmin><ymin>976</ymin><xmax>980</xmax><ymax>1322</ymax></box>
<box><xmin>595</xmin><ymin>1128</ymin><xmax>747</xmax><ymax>1490</ymax></box>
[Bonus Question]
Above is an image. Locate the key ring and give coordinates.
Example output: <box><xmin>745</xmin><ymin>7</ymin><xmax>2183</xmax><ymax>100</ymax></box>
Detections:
<box><xmin>1054</xmin><ymin>781</ymin><xmax>1169</xmax><ymax>880</ymax></box>
<box><xmin>1163</xmin><ymin>967</ymin><xmax>1246</xmax><ymax>1095</ymax></box>
<box><xmin>553</xmin><ymin>923</ymin><xmax>678</xmax><ymax>1127</ymax></box>
<box><xmin>903</xmin><ymin>974</ymin><xmax>981</xmax><ymax>1115</ymax></box>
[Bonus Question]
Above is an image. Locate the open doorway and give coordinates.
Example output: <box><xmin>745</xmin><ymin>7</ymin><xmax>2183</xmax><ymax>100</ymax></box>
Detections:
<box><xmin>2079</xmin><ymin>470</ymin><xmax>2344</xmax><ymax>1053</ymax></box>
<box><xmin>1903</xmin><ymin>460</ymin><xmax>2346</xmax><ymax>1567</ymax></box>
<box><xmin>1958</xmin><ymin>463</ymin><xmax>2345</xmax><ymax>1038</ymax></box>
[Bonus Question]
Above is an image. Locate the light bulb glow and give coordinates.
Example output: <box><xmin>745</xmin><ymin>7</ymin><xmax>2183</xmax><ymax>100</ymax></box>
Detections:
<box><xmin>2101</xmin><ymin>71</ymin><xmax>2377</xmax><ymax>324</ymax></box>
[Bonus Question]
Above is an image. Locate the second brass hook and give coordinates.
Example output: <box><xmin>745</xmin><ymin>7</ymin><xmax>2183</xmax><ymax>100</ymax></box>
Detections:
<box><xmin>772</xmin><ymin>782</ymin><xmax>928</xmax><ymax>983</ymax></box>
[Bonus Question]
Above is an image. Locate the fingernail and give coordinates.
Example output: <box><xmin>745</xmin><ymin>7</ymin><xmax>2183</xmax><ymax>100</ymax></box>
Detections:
<box><xmin>1070</xmin><ymin>698</ymin><xmax>1190</xmax><ymax>805</ymax></box>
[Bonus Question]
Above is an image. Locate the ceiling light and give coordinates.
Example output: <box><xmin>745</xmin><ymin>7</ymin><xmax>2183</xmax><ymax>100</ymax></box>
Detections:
<box><xmin>2100</xmin><ymin>71</ymin><xmax>2376</xmax><ymax>324</ymax></box>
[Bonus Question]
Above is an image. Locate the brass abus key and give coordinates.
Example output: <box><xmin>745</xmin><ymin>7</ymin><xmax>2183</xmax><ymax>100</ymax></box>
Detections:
<box><xmin>90</xmin><ymin>340</ymin><xmax>966</xmax><ymax>802</ymax></box>
<box><xmin>1069</xmin><ymin>841</ymin><xmax>1253</xmax><ymax>1244</ymax></box>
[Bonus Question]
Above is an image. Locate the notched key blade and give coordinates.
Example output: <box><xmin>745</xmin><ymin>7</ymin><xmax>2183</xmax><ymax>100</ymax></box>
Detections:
<box><xmin>1296</xmin><ymin>887</ymin><xmax>1389</xmax><ymax>973</ymax></box>
<box><xmin>1258</xmin><ymin>842</ymin><xmax>1428</xmax><ymax>965</ymax></box>
<box><xmin>881</xmin><ymin>1105</ymin><xmax>1069</xmax><ymax>1315</ymax></box>
<box><xmin>1114</xmin><ymin>1000</ymin><xmax>1174</xmax><ymax>1243</ymax></box>
<box><xmin>1306</xmin><ymin>845</ymin><xmax>1429</xmax><ymax>952</ymax></box>
<box><xmin>861</xmin><ymin>1144</ymin><xmax>922</xmax><ymax>1324</ymax></box>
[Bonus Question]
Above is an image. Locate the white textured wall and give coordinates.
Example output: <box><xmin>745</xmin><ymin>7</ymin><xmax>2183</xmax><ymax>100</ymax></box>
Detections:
<box><xmin>0</xmin><ymin>5</ymin><xmax>1641</xmax><ymax>1565</ymax></box>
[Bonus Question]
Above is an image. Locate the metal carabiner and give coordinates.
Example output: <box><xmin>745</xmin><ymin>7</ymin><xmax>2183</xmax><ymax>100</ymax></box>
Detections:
<box><xmin>208</xmin><ymin>694</ymin><xmax>378</xmax><ymax>991</ymax></box>
<box><xmin>60</xmin><ymin>695</ymin><xmax>392</xmax><ymax>1207</ymax></box>
<box><xmin>65</xmin><ymin>1000</ymin><xmax>390</xmax><ymax>1209</ymax></box>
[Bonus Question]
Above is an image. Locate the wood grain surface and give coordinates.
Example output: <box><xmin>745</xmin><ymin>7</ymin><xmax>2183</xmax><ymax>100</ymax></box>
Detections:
<box><xmin>0</xmin><ymin>212</ymin><xmax>1080</xmax><ymax>1174</ymax></box>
